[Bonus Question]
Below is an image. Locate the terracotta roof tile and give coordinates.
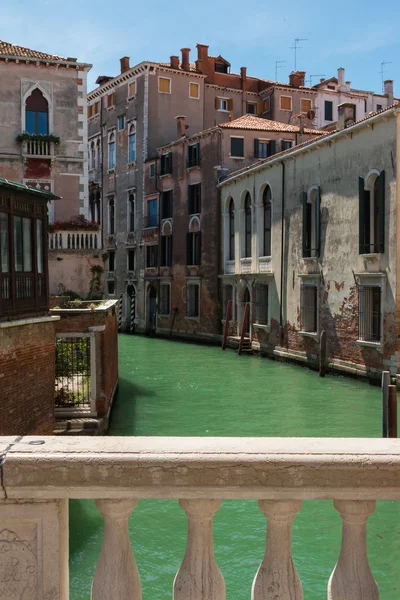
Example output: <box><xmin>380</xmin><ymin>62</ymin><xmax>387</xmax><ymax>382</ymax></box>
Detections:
<box><xmin>0</xmin><ymin>40</ymin><xmax>70</xmax><ymax>61</ymax></box>
<box><xmin>219</xmin><ymin>114</ymin><xmax>325</xmax><ymax>135</ymax></box>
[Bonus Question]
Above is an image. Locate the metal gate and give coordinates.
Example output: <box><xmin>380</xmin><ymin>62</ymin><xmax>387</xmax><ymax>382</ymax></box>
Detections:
<box><xmin>55</xmin><ymin>335</ymin><xmax>91</xmax><ymax>409</ymax></box>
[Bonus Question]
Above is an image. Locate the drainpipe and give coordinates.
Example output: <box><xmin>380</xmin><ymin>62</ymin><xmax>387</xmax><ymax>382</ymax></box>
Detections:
<box><xmin>279</xmin><ymin>161</ymin><xmax>285</xmax><ymax>344</ymax></box>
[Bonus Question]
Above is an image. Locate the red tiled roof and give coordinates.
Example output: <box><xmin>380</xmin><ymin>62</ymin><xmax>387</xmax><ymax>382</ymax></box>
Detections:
<box><xmin>219</xmin><ymin>114</ymin><xmax>325</xmax><ymax>135</ymax></box>
<box><xmin>0</xmin><ymin>40</ymin><xmax>70</xmax><ymax>61</ymax></box>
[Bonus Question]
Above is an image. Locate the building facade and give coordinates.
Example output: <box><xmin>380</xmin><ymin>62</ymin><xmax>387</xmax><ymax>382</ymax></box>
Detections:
<box><xmin>219</xmin><ymin>105</ymin><xmax>400</xmax><ymax>379</ymax></box>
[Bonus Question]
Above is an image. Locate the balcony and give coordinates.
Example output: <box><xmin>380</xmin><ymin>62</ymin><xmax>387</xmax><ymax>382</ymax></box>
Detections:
<box><xmin>49</xmin><ymin>230</ymin><xmax>102</xmax><ymax>251</ymax></box>
<box><xmin>240</xmin><ymin>257</ymin><xmax>252</xmax><ymax>274</ymax></box>
<box><xmin>224</xmin><ymin>260</ymin><xmax>235</xmax><ymax>274</ymax></box>
<box><xmin>0</xmin><ymin>436</ymin><xmax>399</xmax><ymax>598</ymax></box>
<box><xmin>258</xmin><ymin>256</ymin><xmax>272</xmax><ymax>273</ymax></box>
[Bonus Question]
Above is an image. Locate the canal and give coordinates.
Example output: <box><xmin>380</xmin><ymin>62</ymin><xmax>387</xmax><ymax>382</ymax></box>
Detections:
<box><xmin>70</xmin><ymin>335</ymin><xmax>400</xmax><ymax>599</ymax></box>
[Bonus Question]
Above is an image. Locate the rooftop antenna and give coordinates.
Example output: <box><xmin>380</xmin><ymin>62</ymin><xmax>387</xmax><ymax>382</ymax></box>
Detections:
<box><xmin>380</xmin><ymin>61</ymin><xmax>392</xmax><ymax>92</ymax></box>
<box><xmin>308</xmin><ymin>74</ymin><xmax>326</xmax><ymax>86</ymax></box>
<box><xmin>275</xmin><ymin>60</ymin><xmax>286</xmax><ymax>81</ymax></box>
<box><xmin>290</xmin><ymin>38</ymin><xmax>307</xmax><ymax>70</ymax></box>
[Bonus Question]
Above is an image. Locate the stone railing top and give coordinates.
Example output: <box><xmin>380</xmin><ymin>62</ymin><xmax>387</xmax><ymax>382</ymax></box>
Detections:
<box><xmin>2</xmin><ymin>436</ymin><xmax>400</xmax><ymax>500</ymax></box>
<box><xmin>50</xmin><ymin>299</ymin><xmax>118</xmax><ymax>316</ymax></box>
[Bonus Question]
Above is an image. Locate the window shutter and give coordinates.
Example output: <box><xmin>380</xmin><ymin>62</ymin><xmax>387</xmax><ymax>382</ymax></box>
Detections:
<box><xmin>378</xmin><ymin>170</ymin><xmax>385</xmax><ymax>253</ymax></box>
<box><xmin>170</xmin><ymin>190</ymin><xmax>173</xmax><ymax>218</ymax></box>
<box><xmin>186</xmin><ymin>232</ymin><xmax>191</xmax><ymax>265</ymax></box>
<box><xmin>168</xmin><ymin>152</ymin><xmax>173</xmax><ymax>175</ymax></box>
<box><xmin>196</xmin><ymin>142</ymin><xmax>200</xmax><ymax>163</ymax></box>
<box><xmin>198</xmin><ymin>184</ymin><xmax>201</xmax><ymax>213</ymax></box>
<box><xmin>256</xmin><ymin>100</ymin><xmax>264</xmax><ymax>116</ymax></box>
<box><xmin>215</xmin><ymin>97</ymin><xmax>219</xmax><ymax>110</ymax></box>
<box><xmin>269</xmin><ymin>140</ymin><xmax>276</xmax><ymax>156</ymax></box>
<box><xmin>188</xmin><ymin>185</ymin><xmax>193</xmax><ymax>215</ymax></box>
<box><xmin>196</xmin><ymin>232</ymin><xmax>202</xmax><ymax>265</ymax></box>
<box><xmin>254</xmin><ymin>139</ymin><xmax>259</xmax><ymax>158</ymax></box>
<box><xmin>359</xmin><ymin>177</ymin><xmax>366</xmax><ymax>254</ymax></box>
<box><xmin>302</xmin><ymin>191</ymin><xmax>308</xmax><ymax>258</ymax></box>
<box><xmin>228</xmin><ymin>98</ymin><xmax>233</xmax><ymax>111</ymax></box>
<box><xmin>316</xmin><ymin>186</ymin><xmax>321</xmax><ymax>256</ymax></box>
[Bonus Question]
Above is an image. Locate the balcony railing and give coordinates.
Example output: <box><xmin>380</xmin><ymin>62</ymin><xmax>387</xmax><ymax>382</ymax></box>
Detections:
<box><xmin>240</xmin><ymin>257</ymin><xmax>252</xmax><ymax>273</ymax></box>
<box><xmin>258</xmin><ymin>256</ymin><xmax>272</xmax><ymax>273</ymax></box>
<box><xmin>1</xmin><ymin>437</ymin><xmax>399</xmax><ymax>599</ymax></box>
<box><xmin>49</xmin><ymin>230</ymin><xmax>102</xmax><ymax>251</ymax></box>
<box><xmin>225</xmin><ymin>260</ymin><xmax>235</xmax><ymax>274</ymax></box>
<box><xmin>23</xmin><ymin>139</ymin><xmax>54</xmax><ymax>157</ymax></box>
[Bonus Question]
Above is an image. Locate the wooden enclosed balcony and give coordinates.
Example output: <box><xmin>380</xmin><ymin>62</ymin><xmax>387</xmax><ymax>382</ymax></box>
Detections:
<box><xmin>1</xmin><ymin>436</ymin><xmax>399</xmax><ymax>598</ymax></box>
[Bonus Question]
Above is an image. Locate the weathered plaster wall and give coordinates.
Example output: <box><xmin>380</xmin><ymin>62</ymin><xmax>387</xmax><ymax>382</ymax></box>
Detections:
<box><xmin>48</xmin><ymin>251</ymin><xmax>104</xmax><ymax>297</ymax></box>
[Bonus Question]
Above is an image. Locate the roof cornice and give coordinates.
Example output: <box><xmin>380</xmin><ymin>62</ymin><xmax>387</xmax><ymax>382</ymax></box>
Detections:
<box><xmin>0</xmin><ymin>54</ymin><xmax>91</xmax><ymax>70</ymax></box>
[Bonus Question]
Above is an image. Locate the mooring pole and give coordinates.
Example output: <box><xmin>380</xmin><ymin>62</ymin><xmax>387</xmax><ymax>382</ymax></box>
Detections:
<box><xmin>382</xmin><ymin>371</ymin><xmax>390</xmax><ymax>437</ymax></box>
<box><xmin>388</xmin><ymin>384</ymin><xmax>398</xmax><ymax>438</ymax></box>
<box><xmin>319</xmin><ymin>330</ymin><xmax>326</xmax><ymax>377</ymax></box>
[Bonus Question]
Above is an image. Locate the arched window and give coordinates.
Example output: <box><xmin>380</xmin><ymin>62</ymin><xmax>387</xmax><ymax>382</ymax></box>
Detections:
<box><xmin>262</xmin><ymin>186</ymin><xmax>272</xmax><ymax>257</ymax></box>
<box><xmin>229</xmin><ymin>199</ymin><xmax>235</xmax><ymax>260</ymax></box>
<box><xmin>360</xmin><ymin>171</ymin><xmax>385</xmax><ymax>254</ymax></box>
<box><xmin>96</xmin><ymin>138</ymin><xmax>101</xmax><ymax>169</ymax></box>
<box><xmin>108</xmin><ymin>197</ymin><xmax>115</xmax><ymax>234</ymax></box>
<box><xmin>128</xmin><ymin>193</ymin><xmax>135</xmax><ymax>232</ymax></box>
<box><xmin>244</xmin><ymin>193</ymin><xmax>252</xmax><ymax>258</ymax></box>
<box><xmin>108</xmin><ymin>132</ymin><xmax>116</xmax><ymax>170</ymax></box>
<box><xmin>128</xmin><ymin>124</ymin><xmax>136</xmax><ymax>163</ymax></box>
<box><xmin>90</xmin><ymin>141</ymin><xmax>96</xmax><ymax>170</ymax></box>
<box><xmin>187</xmin><ymin>217</ymin><xmax>201</xmax><ymax>266</ymax></box>
<box><xmin>95</xmin><ymin>191</ymin><xmax>101</xmax><ymax>224</ymax></box>
<box><xmin>25</xmin><ymin>89</ymin><xmax>48</xmax><ymax>135</ymax></box>
<box><xmin>161</xmin><ymin>221</ymin><xmax>172</xmax><ymax>267</ymax></box>
<box><xmin>302</xmin><ymin>187</ymin><xmax>321</xmax><ymax>258</ymax></box>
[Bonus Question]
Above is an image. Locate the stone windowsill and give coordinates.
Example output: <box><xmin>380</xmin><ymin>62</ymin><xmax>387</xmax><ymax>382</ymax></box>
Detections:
<box><xmin>355</xmin><ymin>339</ymin><xmax>383</xmax><ymax>351</ymax></box>
<box><xmin>253</xmin><ymin>323</ymin><xmax>270</xmax><ymax>332</ymax></box>
<box><xmin>299</xmin><ymin>330</ymin><xmax>319</xmax><ymax>341</ymax></box>
<box><xmin>185</xmin><ymin>316</ymin><xmax>200</xmax><ymax>322</ymax></box>
<box><xmin>0</xmin><ymin>315</ymin><xmax>60</xmax><ymax>329</ymax></box>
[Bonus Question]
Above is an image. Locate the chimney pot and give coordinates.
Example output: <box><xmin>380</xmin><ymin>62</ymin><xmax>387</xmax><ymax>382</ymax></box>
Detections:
<box><xmin>180</xmin><ymin>48</ymin><xmax>191</xmax><ymax>71</ymax></box>
<box><xmin>196</xmin><ymin>43</ymin><xmax>209</xmax><ymax>61</ymax></box>
<box><xmin>384</xmin><ymin>79</ymin><xmax>394</xmax><ymax>105</ymax></box>
<box><xmin>170</xmin><ymin>55</ymin><xmax>179</xmax><ymax>69</ymax></box>
<box><xmin>120</xmin><ymin>56</ymin><xmax>130</xmax><ymax>74</ymax></box>
<box><xmin>175</xmin><ymin>115</ymin><xmax>187</xmax><ymax>138</ymax></box>
<box><xmin>337</xmin><ymin>67</ymin><xmax>345</xmax><ymax>87</ymax></box>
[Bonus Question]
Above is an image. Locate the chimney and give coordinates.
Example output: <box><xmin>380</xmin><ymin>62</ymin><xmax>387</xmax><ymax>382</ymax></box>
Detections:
<box><xmin>196</xmin><ymin>43</ymin><xmax>209</xmax><ymax>61</ymax></box>
<box><xmin>175</xmin><ymin>115</ymin><xmax>187</xmax><ymax>138</ymax></box>
<box><xmin>384</xmin><ymin>80</ymin><xmax>394</xmax><ymax>105</ymax></box>
<box><xmin>345</xmin><ymin>81</ymin><xmax>351</xmax><ymax>92</ymax></box>
<box><xmin>289</xmin><ymin>71</ymin><xmax>306</xmax><ymax>87</ymax></box>
<box><xmin>170</xmin><ymin>55</ymin><xmax>179</xmax><ymax>69</ymax></box>
<box><xmin>120</xmin><ymin>56</ymin><xmax>130</xmax><ymax>74</ymax></box>
<box><xmin>337</xmin><ymin>67</ymin><xmax>345</xmax><ymax>87</ymax></box>
<box><xmin>240</xmin><ymin>67</ymin><xmax>247</xmax><ymax>91</ymax></box>
<box><xmin>338</xmin><ymin>102</ymin><xmax>356</xmax><ymax>130</ymax></box>
<box><xmin>320</xmin><ymin>77</ymin><xmax>325</xmax><ymax>83</ymax></box>
<box><xmin>180</xmin><ymin>48</ymin><xmax>191</xmax><ymax>71</ymax></box>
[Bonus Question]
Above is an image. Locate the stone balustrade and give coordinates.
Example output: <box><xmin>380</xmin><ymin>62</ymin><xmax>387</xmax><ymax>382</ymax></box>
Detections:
<box><xmin>1</xmin><ymin>436</ymin><xmax>400</xmax><ymax>599</ymax></box>
<box><xmin>49</xmin><ymin>229</ymin><xmax>101</xmax><ymax>251</ymax></box>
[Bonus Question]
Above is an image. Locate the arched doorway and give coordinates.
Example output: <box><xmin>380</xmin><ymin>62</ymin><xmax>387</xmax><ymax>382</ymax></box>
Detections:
<box><xmin>147</xmin><ymin>285</ymin><xmax>157</xmax><ymax>335</ymax></box>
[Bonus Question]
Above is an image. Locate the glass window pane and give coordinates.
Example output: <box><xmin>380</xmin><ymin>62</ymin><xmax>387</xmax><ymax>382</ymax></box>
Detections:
<box><xmin>129</xmin><ymin>133</ymin><xmax>136</xmax><ymax>163</ymax></box>
<box><xmin>14</xmin><ymin>216</ymin><xmax>23</xmax><ymax>271</ymax></box>
<box><xmin>0</xmin><ymin>213</ymin><xmax>9</xmax><ymax>273</ymax></box>
<box><xmin>23</xmin><ymin>218</ymin><xmax>32</xmax><ymax>272</ymax></box>
<box><xmin>36</xmin><ymin>220</ymin><xmax>43</xmax><ymax>274</ymax></box>
<box><xmin>37</xmin><ymin>112</ymin><xmax>48</xmax><ymax>134</ymax></box>
<box><xmin>26</xmin><ymin>111</ymin><xmax>36</xmax><ymax>134</ymax></box>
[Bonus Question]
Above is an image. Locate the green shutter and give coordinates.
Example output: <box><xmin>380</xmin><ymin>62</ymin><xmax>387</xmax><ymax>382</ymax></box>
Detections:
<box><xmin>254</xmin><ymin>139</ymin><xmax>259</xmax><ymax>158</ymax></box>
<box><xmin>359</xmin><ymin>177</ymin><xmax>365</xmax><ymax>254</ymax></box>
<box><xmin>316</xmin><ymin>186</ymin><xmax>321</xmax><ymax>256</ymax></box>
<box><xmin>269</xmin><ymin>140</ymin><xmax>276</xmax><ymax>156</ymax></box>
<box><xmin>302</xmin><ymin>191</ymin><xmax>308</xmax><ymax>258</ymax></box>
<box><xmin>378</xmin><ymin>170</ymin><xmax>385</xmax><ymax>253</ymax></box>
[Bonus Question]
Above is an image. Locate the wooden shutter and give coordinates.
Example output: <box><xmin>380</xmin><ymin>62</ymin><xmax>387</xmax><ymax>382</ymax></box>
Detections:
<box><xmin>302</xmin><ymin>191</ymin><xmax>308</xmax><ymax>258</ymax></box>
<box><xmin>256</xmin><ymin>100</ymin><xmax>265</xmax><ymax>116</ymax></box>
<box><xmin>88</xmin><ymin>105</ymin><xmax>93</xmax><ymax>118</ymax></box>
<box><xmin>378</xmin><ymin>170</ymin><xmax>385</xmax><ymax>253</ymax></box>
<box><xmin>228</xmin><ymin>98</ymin><xmax>233</xmax><ymax>111</ymax></box>
<box><xmin>316</xmin><ymin>186</ymin><xmax>321</xmax><ymax>256</ymax></box>
<box><xmin>269</xmin><ymin>140</ymin><xmax>276</xmax><ymax>156</ymax></box>
<box><xmin>215</xmin><ymin>97</ymin><xmax>219</xmax><ymax>109</ymax></box>
<box><xmin>359</xmin><ymin>177</ymin><xmax>366</xmax><ymax>254</ymax></box>
<box><xmin>254</xmin><ymin>139</ymin><xmax>259</xmax><ymax>158</ymax></box>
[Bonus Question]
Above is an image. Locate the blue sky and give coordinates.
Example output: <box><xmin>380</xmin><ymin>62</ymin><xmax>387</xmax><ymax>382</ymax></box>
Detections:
<box><xmin>2</xmin><ymin>0</ymin><xmax>400</xmax><ymax>95</ymax></box>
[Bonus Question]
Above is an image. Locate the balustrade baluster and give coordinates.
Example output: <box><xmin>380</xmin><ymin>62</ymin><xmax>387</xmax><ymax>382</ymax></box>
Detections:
<box><xmin>174</xmin><ymin>499</ymin><xmax>225</xmax><ymax>600</ymax></box>
<box><xmin>252</xmin><ymin>500</ymin><xmax>303</xmax><ymax>600</ymax></box>
<box><xmin>92</xmin><ymin>499</ymin><xmax>141</xmax><ymax>600</ymax></box>
<box><xmin>328</xmin><ymin>500</ymin><xmax>378</xmax><ymax>600</ymax></box>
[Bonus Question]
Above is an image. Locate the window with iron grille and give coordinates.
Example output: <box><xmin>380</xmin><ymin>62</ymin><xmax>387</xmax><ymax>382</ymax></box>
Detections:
<box><xmin>300</xmin><ymin>285</ymin><xmax>318</xmax><ymax>333</ymax></box>
<box><xmin>159</xmin><ymin>284</ymin><xmax>170</xmax><ymax>315</ymax></box>
<box><xmin>255</xmin><ymin>284</ymin><xmax>269</xmax><ymax>325</ymax></box>
<box><xmin>359</xmin><ymin>285</ymin><xmax>381</xmax><ymax>342</ymax></box>
<box><xmin>188</xmin><ymin>184</ymin><xmax>201</xmax><ymax>214</ymax></box>
<box><xmin>187</xmin><ymin>283</ymin><xmax>200</xmax><ymax>317</ymax></box>
<box><xmin>146</xmin><ymin>244</ymin><xmax>158</xmax><ymax>268</ymax></box>
<box><xmin>161</xmin><ymin>235</ymin><xmax>172</xmax><ymax>267</ymax></box>
<box><xmin>161</xmin><ymin>190</ymin><xmax>173</xmax><ymax>219</ymax></box>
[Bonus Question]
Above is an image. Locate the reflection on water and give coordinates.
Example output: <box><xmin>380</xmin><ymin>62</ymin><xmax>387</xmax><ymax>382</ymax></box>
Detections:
<box><xmin>70</xmin><ymin>335</ymin><xmax>400</xmax><ymax>599</ymax></box>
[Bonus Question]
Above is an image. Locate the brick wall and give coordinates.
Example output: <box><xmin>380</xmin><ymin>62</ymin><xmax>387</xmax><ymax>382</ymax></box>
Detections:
<box><xmin>0</xmin><ymin>318</ymin><xmax>57</xmax><ymax>435</ymax></box>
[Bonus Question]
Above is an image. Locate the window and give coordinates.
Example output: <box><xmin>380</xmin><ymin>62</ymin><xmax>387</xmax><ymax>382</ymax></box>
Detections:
<box><xmin>108</xmin><ymin>198</ymin><xmax>115</xmax><ymax>234</ymax></box>
<box><xmin>364</xmin><ymin>99</ymin><xmax>367</xmax><ymax>113</ymax></box>
<box><xmin>128</xmin><ymin>81</ymin><xmax>136</xmax><ymax>97</ymax></box>
<box><xmin>94</xmin><ymin>101</ymin><xmax>100</xmax><ymax>115</ymax></box>
<box><xmin>95</xmin><ymin>191</ymin><xmax>101</xmax><ymax>223</ymax></box>
<box><xmin>160</xmin><ymin>284</ymin><xmax>171</xmax><ymax>315</ymax></box>
<box><xmin>281</xmin><ymin>140</ymin><xmax>293</xmax><ymax>151</ymax></box>
<box><xmin>149</xmin><ymin>163</ymin><xmax>155</xmax><ymax>178</ymax></box>
<box><xmin>118</xmin><ymin>115</ymin><xmax>125</xmax><ymax>131</ymax></box>
<box><xmin>359</xmin><ymin>285</ymin><xmax>381</xmax><ymax>342</ymax></box>
<box><xmin>36</xmin><ymin>220</ymin><xmax>43</xmax><ymax>274</ymax></box>
<box><xmin>359</xmin><ymin>171</ymin><xmax>385</xmax><ymax>254</ymax></box>
<box><xmin>159</xmin><ymin>77</ymin><xmax>171</xmax><ymax>94</ymax></box>
<box><xmin>90</xmin><ymin>141</ymin><xmax>96</xmax><ymax>170</ymax></box>
<box><xmin>161</xmin><ymin>190</ymin><xmax>173</xmax><ymax>219</ymax></box>
<box><xmin>216</xmin><ymin>97</ymin><xmax>233</xmax><ymax>111</ymax></box>
<box><xmin>161</xmin><ymin>233</ymin><xmax>172</xmax><ymax>267</ymax></box>
<box><xmin>255</xmin><ymin>284</ymin><xmax>269</xmax><ymax>325</ymax></box>
<box><xmin>229</xmin><ymin>199</ymin><xmax>235</xmax><ymax>260</ymax></box>
<box><xmin>301</xmin><ymin>99</ymin><xmax>312</xmax><ymax>114</ymax></box>
<box><xmin>146</xmin><ymin>198</ymin><xmax>158</xmax><ymax>228</ymax></box>
<box><xmin>301</xmin><ymin>285</ymin><xmax>318</xmax><ymax>333</ymax></box>
<box><xmin>244</xmin><ymin>193</ymin><xmax>252</xmax><ymax>258</ymax></box>
<box><xmin>160</xmin><ymin>152</ymin><xmax>172</xmax><ymax>176</ymax></box>
<box><xmin>327</xmin><ymin>85</ymin><xmax>336</xmax><ymax>90</ymax></box>
<box><xmin>128</xmin><ymin>124</ymin><xmax>136</xmax><ymax>163</ymax></box>
<box><xmin>324</xmin><ymin>101</ymin><xmax>333</xmax><ymax>121</ymax></box>
<box><xmin>187</xmin><ymin>231</ymin><xmax>201</xmax><ymax>266</ymax></box>
<box><xmin>107</xmin><ymin>281</ymin><xmax>115</xmax><ymax>295</ymax></box>
<box><xmin>188</xmin><ymin>184</ymin><xmax>201</xmax><ymax>214</ymax></box>
<box><xmin>96</xmin><ymin>139</ymin><xmax>101</xmax><ymax>168</ymax></box>
<box><xmin>25</xmin><ymin>89</ymin><xmax>48</xmax><ymax>135</ymax></box>
<box><xmin>107</xmin><ymin>93</ymin><xmax>115</xmax><ymax>108</ymax></box>
<box><xmin>88</xmin><ymin>105</ymin><xmax>93</xmax><ymax>119</ymax></box>
<box><xmin>254</xmin><ymin>139</ymin><xmax>276</xmax><ymax>159</ymax></box>
<box><xmin>280</xmin><ymin>96</ymin><xmax>292</xmax><ymax>111</ymax></box>
<box><xmin>187</xmin><ymin>143</ymin><xmax>200</xmax><ymax>168</ymax></box>
<box><xmin>13</xmin><ymin>217</ymin><xmax>32</xmax><ymax>272</ymax></box>
<box><xmin>215</xmin><ymin>62</ymin><xmax>228</xmax><ymax>73</ymax></box>
<box><xmin>377</xmin><ymin>104</ymin><xmax>383</xmax><ymax>111</ymax></box>
<box><xmin>187</xmin><ymin>283</ymin><xmax>200</xmax><ymax>317</ymax></box>
<box><xmin>108</xmin><ymin>251</ymin><xmax>115</xmax><ymax>272</ymax></box>
<box><xmin>302</xmin><ymin>188</ymin><xmax>321</xmax><ymax>258</ymax></box>
<box><xmin>127</xmin><ymin>249</ymin><xmax>136</xmax><ymax>272</ymax></box>
<box><xmin>146</xmin><ymin>244</ymin><xmax>158</xmax><ymax>268</ymax></box>
<box><xmin>1</xmin><ymin>213</ymin><xmax>9</xmax><ymax>274</ymax></box>
<box><xmin>264</xmin><ymin>97</ymin><xmax>271</xmax><ymax>113</ymax></box>
<box><xmin>89</xmin><ymin>191</ymin><xmax>96</xmax><ymax>222</ymax></box>
<box><xmin>190</xmin><ymin>83</ymin><xmax>200</xmax><ymax>99</ymax></box>
<box><xmin>108</xmin><ymin>132</ymin><xmax>116</xmax><ymax>169</ymax></box>
<box><xmin>231</xmin><ymin>137</ymin><xmax>244</xmax><ymax>157</ymax></box>
<box><xmin>128</xmin><ymin>193</ymin><xmax>135</xmax><ymax>232</ymax></box>
<box><xmin>262</xmin><ymin>186</ymin><xmax>272</xmax><ymax>257</ymax></box>
<box><xmin>246</xmin><ymin>102</ymin><xmax>257</xmax><ymax>114</ymax></box>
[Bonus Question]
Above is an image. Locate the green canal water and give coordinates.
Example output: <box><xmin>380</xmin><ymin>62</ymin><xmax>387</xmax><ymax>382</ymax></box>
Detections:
<box><xmin>70</xmin><ymin>335</ymin><xmax>400</xmax><ymax>599</ymax></box>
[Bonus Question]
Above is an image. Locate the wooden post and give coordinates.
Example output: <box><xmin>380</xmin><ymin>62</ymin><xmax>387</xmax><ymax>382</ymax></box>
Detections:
<box><xmin>319</xmin><ymin>330</ymin><xmax>326</xmax><ymax>377</ymax></box>
<box><xmin>382</xmin><ymin>371</ymin><xmax>390</xmax><ymax>438</ymax></box>
<box><xmin>238</xmin><ymin>302</ymin><xmax>250</xmax><ymax>356</ymax></box>
<box><xmin>222</xmin><ymin>300</ymin><xmax>232</xmax><ymax>350</ymax></box>
<box><xmin>388</xmin><ymin>385</ymin><xmax>397</xmax><ymax>438</ymax></box>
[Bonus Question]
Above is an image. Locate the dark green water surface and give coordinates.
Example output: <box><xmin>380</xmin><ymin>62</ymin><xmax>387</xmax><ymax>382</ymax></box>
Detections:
<box><xmin>70</xmin><ymin>335</ymin><xmax>400</xmax><ymax>599</ymax></box>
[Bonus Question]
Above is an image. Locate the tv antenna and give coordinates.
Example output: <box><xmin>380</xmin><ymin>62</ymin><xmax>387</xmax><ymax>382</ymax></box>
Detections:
<box><xmin>275</xmin><ymin>60</ymin><xmax>286</xmax><ymax>81</ymax></box>
<box><xmin>380</xmin><ymin>61</ymin><xmax>392</xmax><ymax>92</ymax></box>
<box><xmin>290</xmin><ymin>38</ymin><xmax>307</xmax><ymax>70</ymax></box>
<box><xmin>308</xmin><ymin>74</ymin><xmax>326</xmax><ymax>86</ymax></box>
